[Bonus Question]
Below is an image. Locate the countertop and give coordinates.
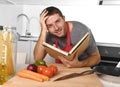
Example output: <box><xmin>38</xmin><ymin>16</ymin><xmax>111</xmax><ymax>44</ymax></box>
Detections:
<box><xmin>18</xmin><ymin>35</ymin><xmax>38</xmax><ymax>41</ymax></box>
<box><xmin>2</xmin><ymin>63</ymin><xmax>103</xmax><ymax>87</ymax></box>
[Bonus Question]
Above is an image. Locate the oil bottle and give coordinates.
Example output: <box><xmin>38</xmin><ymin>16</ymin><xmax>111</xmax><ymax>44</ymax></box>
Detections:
<box><xmin>0</xmin><ymin>26</ymin><xmax>17</xmax><ymax>85</ymax></box>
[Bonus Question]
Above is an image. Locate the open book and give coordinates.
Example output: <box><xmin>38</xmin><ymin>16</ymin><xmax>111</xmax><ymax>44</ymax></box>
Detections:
<box><xmin>42</xmin><ymin>32</ymin><xmax>90</xmax><ymax>61</ymax></box>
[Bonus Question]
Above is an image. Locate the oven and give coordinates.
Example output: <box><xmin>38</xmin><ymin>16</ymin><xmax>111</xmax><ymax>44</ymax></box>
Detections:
<box><xmin>97</xmin><ymin>42</ymin><xmax>120</xmax><ymax>66</ymax></box>
<box><xmin>97</xmin><ymin>42</ymin><xmax>120</xmax><ymax>87</ymax></box>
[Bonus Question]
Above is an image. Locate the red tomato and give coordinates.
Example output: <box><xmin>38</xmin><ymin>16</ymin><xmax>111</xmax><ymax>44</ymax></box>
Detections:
<box><xmin>42</xmin><ymin>68</ymin><xmax>53</xmax><ymax>78</ymax></box>
<box><xmin>48</xmin><ymin>65</ymin><xmax>58</xmax><ymax>76</ymax></box>
<box><xmin>37</xmin><ymin>65</ymin><xmax>46</xmax><ymax>74</ymax></box>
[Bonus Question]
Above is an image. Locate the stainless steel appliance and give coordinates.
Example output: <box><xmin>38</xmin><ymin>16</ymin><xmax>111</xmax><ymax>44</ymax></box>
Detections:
<box><xmin>97</xmin><ymin>42</ymin><xmax>120</xmax><ymax>87</ymax></box>
<box><xmin>97</xmin><ymin>42</ymin><xmax>120</xmax><ymax>66</ymax></box>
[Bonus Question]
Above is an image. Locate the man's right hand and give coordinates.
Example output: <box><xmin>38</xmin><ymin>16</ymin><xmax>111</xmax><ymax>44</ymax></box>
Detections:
<box><xmin>40</xmin><ymin>10</ymin><xmax>48</xmax><ymax>32</ymax></box>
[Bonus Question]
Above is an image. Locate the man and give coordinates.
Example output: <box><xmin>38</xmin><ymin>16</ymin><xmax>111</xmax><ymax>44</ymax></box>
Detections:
<box><xmin>34</xmin><ymin>6</ymin><xmax>101</xmax><ymax>68</ymax></box>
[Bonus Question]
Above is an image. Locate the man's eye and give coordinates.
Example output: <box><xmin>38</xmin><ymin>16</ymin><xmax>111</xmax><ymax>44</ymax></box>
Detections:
<box><xmin>48</xmin><ymin>25</ymin><xmax>52</xmax><ymax>28</ymax></box>
<box><xmin>56</xmin><ymin>20</ymin><xmax>60</xmax><ymax>23</ymax></box>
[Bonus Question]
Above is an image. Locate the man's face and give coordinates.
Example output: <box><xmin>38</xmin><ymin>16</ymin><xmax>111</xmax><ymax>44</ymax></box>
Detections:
<box><xmin>46</xmin><ymin>14</ymin><xmax>66</xmax><ymax>37</ymax></box>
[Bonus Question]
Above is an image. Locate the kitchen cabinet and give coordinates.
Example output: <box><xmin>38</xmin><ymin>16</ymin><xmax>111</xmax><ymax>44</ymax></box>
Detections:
<box><xmin>17</xmin><ymin>36</ymin><xmax>39</xmax><ymax>64</ymax></box>
<box><xmin>17</xmin><ymin>36</ymin><xmax>55</xmax><ymax>64</ymax></box>
<box><xmin>17</xmin><ymin>39</ymin><xmax>36</xmax><ymax>64</ymax></box>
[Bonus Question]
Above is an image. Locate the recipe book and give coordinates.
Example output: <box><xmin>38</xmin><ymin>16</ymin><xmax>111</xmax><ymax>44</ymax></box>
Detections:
<box><xmin>42</xmin><ymin>32</ymin><xmax>90</xmax><ymax>61</ymax></box>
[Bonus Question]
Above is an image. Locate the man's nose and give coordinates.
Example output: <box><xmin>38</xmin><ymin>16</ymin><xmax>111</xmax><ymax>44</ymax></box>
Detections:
<box><xmin>54</xmin><ymin>24</ymin><xmax>59</xmax><ymax>31</ymax></box>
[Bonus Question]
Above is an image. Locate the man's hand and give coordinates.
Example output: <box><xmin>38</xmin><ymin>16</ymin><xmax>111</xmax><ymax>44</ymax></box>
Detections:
<box><xmin>34</xmin><ymin>10</ymin><xmax>49</xmax><ymax>60</ymax></box>
<box><xmin>58</xmin><ymin>50</ymin><xmax>101</xmax><ymax>68</ymax></box>
<box><xmin>40</xmin><ymin>10</ymin><xmax>48</xmax><ymax>32</ymax></box>
<box><xmin>58</xmin><ymin>52</ymin><xmax>83</xmax><ymax>68</ymax></box>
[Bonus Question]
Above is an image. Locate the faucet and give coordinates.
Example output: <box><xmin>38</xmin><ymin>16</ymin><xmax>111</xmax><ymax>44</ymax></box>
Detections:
<box><xmin>17</xmin><ymin>14</ymin><xmax>31</xmax><ymax>36</ymax></box>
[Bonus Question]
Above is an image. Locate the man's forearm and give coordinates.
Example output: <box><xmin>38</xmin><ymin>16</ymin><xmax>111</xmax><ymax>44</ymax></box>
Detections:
<box><xmin>79</xmin><ymin>50</ymin><xmax>101</xmax><ymax>67</ymax></box>
<box><xmin>34</xmin><ymin>30</ymin><xmax>47</xmax><ymax>60</ymax></box>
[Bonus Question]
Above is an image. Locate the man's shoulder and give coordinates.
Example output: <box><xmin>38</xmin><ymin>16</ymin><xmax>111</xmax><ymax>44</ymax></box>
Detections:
<box><xmin>69</xmin><ymin>21</ymin><xmax>84</xmax><ymax>24</ymax></box>
<box><xmin>70</xmin><ymin>21</ymin><xmax>88</xmax><ymax>28</ymax></box>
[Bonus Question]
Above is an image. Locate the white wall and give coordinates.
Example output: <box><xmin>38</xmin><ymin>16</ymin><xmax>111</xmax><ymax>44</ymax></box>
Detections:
<box><xmin>0</xmin><ymin>5</ymin><xmax>23</xmax><ymax>27</ymax></box>
<box><xmin>1</xmin><ymin>3</ymin><xmax>120</xmax><ymax>64</ymax></box>
<box><xmin>22</xmin><ymin>5</ymin><xmax>120</xmax><ymax>44</ymax></box>
<box><xmin>1</xmin><ymin>4</ymin><xmax>120</xmax><ymax>44</ymax></box>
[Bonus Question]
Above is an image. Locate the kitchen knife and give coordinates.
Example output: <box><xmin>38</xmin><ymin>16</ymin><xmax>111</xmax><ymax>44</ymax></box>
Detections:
<box><xmin>54</xmin><ymin>69</ymin><xmax>95</xmax><ymax>81</ymax></box>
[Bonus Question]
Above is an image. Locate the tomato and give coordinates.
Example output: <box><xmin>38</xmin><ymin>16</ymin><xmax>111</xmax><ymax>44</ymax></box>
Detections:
<box><xmin>42</xmin><ymin>68</ymin><xmax>53</xmax><ymax>78</ymax></box>
<box><xmin>37</xmin><ymin>65</ymin><xmax>47</xmax><ymax>74</ymax></box>
<box><xmin>48</xmin><ymin>65</ymin><xmax>58</xmax><ymax>76</ymax></box>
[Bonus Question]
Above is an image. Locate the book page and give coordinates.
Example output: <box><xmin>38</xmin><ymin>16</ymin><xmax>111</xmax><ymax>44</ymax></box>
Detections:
<box><xmin>69</xmin><ymin>32</ymin><xmax>90</xmax><ymax>54</ymax></box>
<box><xmin>42</xmin><ymin>42</ymin><xmax>68</xmax><ymax>56</ymax></box>
<box><xmin>42</xmin><ymin>32</ymin><xmax>90</xmax><ymax>61</ymax></box>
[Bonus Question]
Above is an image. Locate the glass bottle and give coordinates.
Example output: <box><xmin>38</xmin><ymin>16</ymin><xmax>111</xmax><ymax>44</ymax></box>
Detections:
<box><xmin>0</xmin><ymin>26</ymin><xmax>18</xmax><ymax>85</ymax></box>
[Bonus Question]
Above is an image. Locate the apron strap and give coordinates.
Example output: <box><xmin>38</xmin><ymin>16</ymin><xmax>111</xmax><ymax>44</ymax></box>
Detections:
<box><xmin>66</xmin><ymin>22</ymin><xmax>71</xmax><ymax>47</ymax></box>
<box><xmin>55</xmin><ymin>22</ymin><xmax>70</xmax><ymax>47</ymax></box>
<box><xmin>55</xmin><ymin>22</ymin><xmax>72</xmax><ymax>63</ymax></box>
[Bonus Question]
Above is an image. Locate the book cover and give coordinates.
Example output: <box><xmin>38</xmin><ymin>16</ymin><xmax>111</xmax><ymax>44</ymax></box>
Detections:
<box><xmin>42</xmin><ymin>32</ymin><xmax>90</xmax><ymax>60</ymax></box>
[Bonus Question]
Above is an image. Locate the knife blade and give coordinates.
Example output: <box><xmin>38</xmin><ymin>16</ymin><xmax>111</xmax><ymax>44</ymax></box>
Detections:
<box><xmin>54</xmin><ymin>69</ymin><xmax>95</xmax><ymax>81</ymax></box>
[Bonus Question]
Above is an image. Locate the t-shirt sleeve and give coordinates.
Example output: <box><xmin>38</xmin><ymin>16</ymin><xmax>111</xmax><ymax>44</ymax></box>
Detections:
<box><xmin>78</xmin><ymin>30</ymin><xmax>98</xmax><ymax>61</ymax></box>
<box><xmin>87</xmin><ymin>30</ymin><xmax>98</xmax><ymax>55</ymax></box>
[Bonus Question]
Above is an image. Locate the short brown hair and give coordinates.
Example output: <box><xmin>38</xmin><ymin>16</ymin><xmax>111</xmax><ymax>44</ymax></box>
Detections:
<box><xmin>41</xmin><ymin>6</ymin><xmax>63</xmax><ymax>17</ymax></box>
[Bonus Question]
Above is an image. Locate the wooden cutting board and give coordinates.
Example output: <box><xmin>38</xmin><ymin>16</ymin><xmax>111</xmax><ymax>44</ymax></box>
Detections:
<box><xmin>2</xmin><ymin>64</ymin><xmax>103</xmax><ymax>87</ymax></box>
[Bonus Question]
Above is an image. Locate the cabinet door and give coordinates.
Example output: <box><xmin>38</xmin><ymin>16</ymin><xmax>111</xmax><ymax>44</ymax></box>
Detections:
<box><xmin>17</xmin><ymin>40</ymin><xmax>34</xmax><ymax>64</ymax></box>
<box><xmin>31</xmin><ymin>41</ymin><xmax>55</xmax><ymax>63</ymax></box>
<box><xmin>17</xmin><ymin>40</ymin><xmax>55</xmax><ymax>64</ymax></box>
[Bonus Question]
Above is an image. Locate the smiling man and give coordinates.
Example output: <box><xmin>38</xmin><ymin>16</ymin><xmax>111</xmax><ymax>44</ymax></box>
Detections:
<box><xmin>34</xmin><ymin>6</ymin><xmax>101</xmax><ymax>68</ymax></box>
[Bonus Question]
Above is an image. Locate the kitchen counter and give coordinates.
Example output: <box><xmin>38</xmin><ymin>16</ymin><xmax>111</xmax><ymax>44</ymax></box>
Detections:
<box><xmin>2</xmin><ymin>63</ymin><xmax>103</xmax><ymax>87</ymax></box>
<box><xmin>19</xmin><ymin>35</ymin><xmax>38</xmax><ymax>41</ymax></box>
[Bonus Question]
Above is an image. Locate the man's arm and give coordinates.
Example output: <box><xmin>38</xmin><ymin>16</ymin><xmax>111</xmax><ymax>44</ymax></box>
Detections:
<box><xmin>34</xmin><ymin>30</ymin><xmax>47</xmax><ymax>60</ymax></box>
<box><xmin>34</xmin><ymin>10</ymin><xmax>48</xmax><ymax>60</ymax></box>
<box><xmin>58</xmin><ymin>50</ymin><xmax>101</xmax><ymax>68</ymax></box>
<box><xmin>79</xmin><ymin>50</ymin><xmax>101</xmax><ymax>67</ymax></box>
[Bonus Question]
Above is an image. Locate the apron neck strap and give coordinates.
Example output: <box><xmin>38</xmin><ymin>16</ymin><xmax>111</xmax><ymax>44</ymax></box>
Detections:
<box><xmin>55</xmin><ymin>22</ymin><xmax>71</xmax><ymax>47</ymax></box>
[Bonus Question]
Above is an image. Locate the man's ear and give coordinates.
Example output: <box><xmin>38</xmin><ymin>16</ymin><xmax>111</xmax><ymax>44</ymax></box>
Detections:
<box><xmin>63</xmin><ymin>16</ymin><xmax>65</xmax><ymax>20</ymax></box>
